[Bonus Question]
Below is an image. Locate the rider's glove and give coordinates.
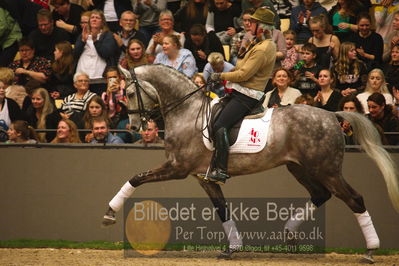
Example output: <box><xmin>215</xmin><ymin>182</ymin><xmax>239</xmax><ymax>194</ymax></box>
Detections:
<box><xmin>210</xmin><ymin>73</ymin><xmax>222</xmax><ymax>82</ymax></box>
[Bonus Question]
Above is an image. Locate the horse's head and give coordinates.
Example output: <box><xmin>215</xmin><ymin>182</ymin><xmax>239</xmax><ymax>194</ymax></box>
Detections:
<box><xmin>119</xmin><ymin>66</ymin><xmax>160</xmax><ymax>132</ymax></box>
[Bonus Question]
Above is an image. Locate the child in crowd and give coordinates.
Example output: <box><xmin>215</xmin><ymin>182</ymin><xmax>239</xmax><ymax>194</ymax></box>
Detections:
<box><xmin>281</xmin><ymin>30</ymin><xmax>300</xmax><ymax>71</ymax></box>
<box><xmin>294</xmin><ymin>43</ymin><xmax>320</xmax><ymax>96</ymax></box>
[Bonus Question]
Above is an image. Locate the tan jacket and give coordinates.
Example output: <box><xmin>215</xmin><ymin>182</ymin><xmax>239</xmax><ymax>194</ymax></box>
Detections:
<box><xmin>220</xmin><ymin>39</ymin><xmax>276</xmax><ymax>92</ymax></box>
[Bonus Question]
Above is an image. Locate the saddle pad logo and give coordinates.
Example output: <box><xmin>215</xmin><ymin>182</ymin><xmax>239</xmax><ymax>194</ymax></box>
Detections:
<box><xmin>249</xmin><ymin>128</ymin><xmax>261</xmax><ymax>146</ymax></box>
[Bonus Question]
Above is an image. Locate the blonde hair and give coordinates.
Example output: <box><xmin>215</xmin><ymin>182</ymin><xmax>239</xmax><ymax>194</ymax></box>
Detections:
<box><xmin>309</xmin><ymin>14</ymin><xmax>333</xmax><ymax>34</ymax></box>
<box><xmin>334</xmin><ymin>42</ymin><xmax>363</xmax><ymax>83</ymax></box>
<box><xmin>88</xmin><ymin>9</ymin><xmax>109</xmax><ymax>32</ymax></box>
<box><xmin>51</xmin><ymin>119</ymin><xmax>82</xmax><ymax>143</ymax></box>
<box><xmin>0</xmin><ymin>67</ymin><xmax>15</xmax><ymax>86</ymax></box>
<box><xmin>31</xmin><ymin>88</ymin><xmax>54</xmax><ymax>142</ymax></box>
<box><xmin>207</xmin><ymin>52</ymin><xmax>224</xmax><ymax>65</ymax></box>
<box><xmin>365</xmin><ymin>68</ymin><xmax>390</xmax><ymax>94</ymax></box>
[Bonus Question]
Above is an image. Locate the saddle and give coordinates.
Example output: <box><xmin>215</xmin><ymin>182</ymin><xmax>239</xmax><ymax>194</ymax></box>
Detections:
<box><xmin>208</xmin><ymin>95</ymin><xmax>266</xmax><ymax>146</ymax></box>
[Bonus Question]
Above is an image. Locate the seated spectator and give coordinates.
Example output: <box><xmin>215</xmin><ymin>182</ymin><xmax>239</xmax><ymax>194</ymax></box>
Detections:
<box><xmin>82</xmin><ymin>95</ymin><xmax>109</xmax><ymax>142</ymax></box>
<box><xmin>351</xmin><ymin>12</ymin><xmax>384</xmax><ymax>71</ymax></box>
<box><xmin>383</xmin><ymin>10</ymin><xmax>399</xmax><ymax>62</ymax></box>
<box><xmin>205</xmin><ymin>0</ymin><xmax>241</xmax><ymax>45</ymax></box>
<box><xmin>114</xmin><ymin>11</ymin><xmax>147</xmax><ymax>60</ymax></box>
<box><xmin>294</xmin><ymin>43</ymin><xmax>320</xmax><ymax>96</ymax></box>
<box><xmin>133</xmin><ymin>0</ymin><xmax>167</xmax><ymax>44</ymax></box>
<box><xmin>6</xmin><ymin>120</ymin><xmax>38</xmax><ymax>144</ymax></box>
<box><xmin>357</xmin><ymin>69</ymin><xmax>394</xmax><ymax>114</ymax></box>
<box><xmin>47</xmin><ymin>41</ymin><xmax>75</xmax><ymax>98</ymax></box>
<box><xmin>290</xmin><ymin>0</ymin><xmax>327</xmax><ymax>44</ymax></box>
<box><xmin>263</xmin><ymin>68</ymin><xmax>302</xmax><ymax>108</ymax></box>
<box><xmin>281</xmin><ymin>30</ymin><xmax>300</xmax><ymax>71</ymax></box>
<box><xmin>184</xmin><ymin>24</ymin><xmax>225</xmax><ymax>72</ymax></box>
<box><xmin>294</xmin><ymin>93</ymin><xmax>315</xmax><ymax>106</ymax></box>
<box><xmin>135</xmin><ymin>119</ymin><xmax>164</xmax><ymax>145</ymax></box>
<box><xmin>192</xmin><ymin>73</ymin><xmax>218</xmax><ymax>99</ymax></box>
<box><xmin>51</xmin><ymin>118</ymin><xmax>81</xmax><ymax>143</ymax></box>
<box><xmin>229</xmin><ymin>8</ymin><xmax>255</xmax><ymax>65</ymax></box>
<box><xmin>174</xmin><ymin>0</ymin><xmax>209</xmax><ymax>34</ymax></box>
<box><xmin>314</xmin><ymin>69</ymin><xmax>342</xmax><ymax>112</ymax></box>
<box><xmin>8</xmin><ymin>38</ymin><xmax>52</xmax><ymax>92</ymax></box>
<box><xmin>327</xmin><ymin>0</ymin><xmax>364</xmax><ymax>42</ymax></box>
<box><xmin>338</xmin><ymin>94</ymin><xmax>364</xmax><ymax>144</ymax></box>
<box><xmin>202</xmin><ymin>52</ymin><xmax>233</xmax><ymax>97</ymax></box>
<box><xmin>28</xmin><ymin>8</ymin><xmax>70</xmax><ymax>60</ymax></box>
<box><xmin>51</xmin><ymin>0</ymin><xmax>84</xmax><ymax>43</ymax></box>
<box><xmin>60</xmin><ymin>72</ymin><xmax>96</xmax><ymax>122</ymax></box>
<box><xmin>367</xmin><ymin>92</ymin><xmax>399</xmax><ymax>145</ymax></box>
<box><xmin>146</xmin><ymin>10</ymin><xmax>185</xmax><ymax>62</ymax></box>
<box><xmin>0</xmin><ymin>67</ymin><xmax>27</xmax><ymax>109</ymax></box>
<box><xmin>24</xmin><ymin>87</ymin><xmax>62</xmax><ymax>142</ymax></box>
<box><xmin>74</xmin><ymin>9</ymin><xmax>119</xmax><ymax>95</ymax></box>
<box><xmin>0</xmin><ymin>7</ymin><xmax>22</xmax><ymax>67</ymax></box>
<box><xmin>102</xmin><ymin>66</ymin><xmax>128</xmax><ymax>128</ymax></box>
<box><xmin>87</xmin><ymin>0</ymin><xmax>133</xmax><ymax>33</ymax></box>
<box><xmin>0</xmin><ymin>79</ymin><xmax>23</xmax><ymax>128</ymax></box>
<box><xmin>241</xmin><ymin>0</ymin><xmax>280</xmax><ymax>29</ymax></box>
<box><xmin>90</xmin><ymin>117</ymin><xmax>124</xmax><ymax>144</ymax></box>
<box><xmin>308</xmin><ymin>14</ymin><xmax>340</xmax><ymax>69</ymax></box>
<box><xmin>120</xmin><ymin>39</ymin><xmax>149</xmax><ymax>69</ymax></box>
<box><xmin>333</xmin><ymin>41</ymin><xmax>367</xmax><ymax>96</ymax></box>
<box><xmin>384</xmin><ymin>44</ymin><xmax>399</xmax><ymax>93</ymax></box>
<box><xmin>155</xmin><ymin>34</ymin><xmax>197</xmax><ymax>77</ymax></box>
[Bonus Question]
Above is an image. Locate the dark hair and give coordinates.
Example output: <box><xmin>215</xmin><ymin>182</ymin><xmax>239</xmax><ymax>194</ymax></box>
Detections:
<box><xmin>103</xmin><ymin>66</ymin><xmax>121</xmax><ymax>78</ymax></box>
<box><xmin>50</xmin><ymin>0</ymin><xmax>70</xmax><ymax>5</ymax></box>
<box><xmin>356</xmin><ymin>12</ymin><xmax>371</xmax><ymax>24</ymax></box>
<box><xmin>302</xmin><ymin>43</ymin><xmax>317</xmax><ymax>55</ymax></box>
<box><xmin>338</xmin><ymin>95</ymin><xmax>364</xmax><ymax>113</ymax></box>
<box><xmin>12</xmin><ymin>120</ymin><xmax>38</xmax><ymax>141</ymax></box>
<box><xmin>272</xmin><ymin>67</ymin><xmax>293</xmax><ymax>86</ymax></box>
<box><xmin>83</xmin><ymin>95</ymin><xmax>108</xmax><ymax>129</ymax></box>
<box><xmin>318</xmin><ymin>68</ymin><xmax>336</xmax><ymax>88</ymax></box>
<box><xmin>91</xmin><ymin>117</ymin><xmax>109</xmax><ymax>129</ymax></box>
<box><xmin>367</xmin><ymin>92</ymin><xmax>386</xmax><ymax>106</ymax></box>
<box><xmin>18</xmin><ymin>38</ymin><xmax>35</xmax><ymax>49</ymax></box>
<box><xmin>189</xmin><ymin>24</ymin><xmax>207</xmax><ymax>36</ymax></box>
<box><xmin>242</xmin><ymin>8</ymin><xmax>255</xmax><ymax>16</ymax></box>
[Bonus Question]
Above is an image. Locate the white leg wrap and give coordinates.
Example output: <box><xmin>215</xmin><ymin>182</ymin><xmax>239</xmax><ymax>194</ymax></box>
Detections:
<box><xmin>284</xmin><ymin>201</ymin><xmax>317</xmax><ymax>232</ymax></box>
<box><xmin>355</xmin><ymin>211</ymin><xmax>380</xmax><ymax>249</ymax></box>
<box><xmin>222</xmin><ymin>220</ymin><xmax>243</xmax><ymax>250</ymax></box>
<box><xmin>109</xmin><ymin>182</ymin><xmax>136</xmax><ymax>212</ymax></box>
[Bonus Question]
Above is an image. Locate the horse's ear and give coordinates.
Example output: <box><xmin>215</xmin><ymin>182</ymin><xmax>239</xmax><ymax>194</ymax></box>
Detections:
<box><xmin>118</xmin><ymin>64</ymin><xmax>132</xmax><ymax>81</ymax></box>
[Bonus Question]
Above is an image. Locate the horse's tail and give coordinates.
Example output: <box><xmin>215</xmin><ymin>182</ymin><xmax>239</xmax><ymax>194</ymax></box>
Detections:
<box><xmin>335</xmin><ymin>111</ymin><xmax>399</xmax><ymax>212</ymax></box>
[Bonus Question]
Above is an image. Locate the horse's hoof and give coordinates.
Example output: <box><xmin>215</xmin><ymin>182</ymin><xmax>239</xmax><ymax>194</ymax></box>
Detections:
<box><xmin>101</xmin><ymin>207</ymin><xmax>116</xmax><ymax>227</ymax></box>
<box><xmin>360</xmin><ymin>249</ymin><xmax>376</xmax><ymax>264</ymax></box>
<box><xmin>217</xmin><ymin>249</ymin><xmax>233</xmax><ymax>260</ymax></box>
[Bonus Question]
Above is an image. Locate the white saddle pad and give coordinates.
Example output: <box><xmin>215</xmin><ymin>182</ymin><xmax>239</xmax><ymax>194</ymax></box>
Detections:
<box><xmin>203</xmin><ymin>106</ymin><xmax>274</xmax><ymax>154</ymax></box>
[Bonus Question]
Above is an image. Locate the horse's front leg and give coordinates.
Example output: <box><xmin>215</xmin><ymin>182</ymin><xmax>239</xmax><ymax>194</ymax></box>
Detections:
<box><xmin>102</xmin><ymin>161</ymin><xmax>189</xmax><ymax>226</ymax></box>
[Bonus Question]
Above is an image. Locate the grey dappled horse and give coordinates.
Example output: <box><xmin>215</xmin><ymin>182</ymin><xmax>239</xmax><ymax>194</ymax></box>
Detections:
<box><xmin>106</xmin><ymin>64</ymin><xmax>399</xmax><ymax>261</ymax></box>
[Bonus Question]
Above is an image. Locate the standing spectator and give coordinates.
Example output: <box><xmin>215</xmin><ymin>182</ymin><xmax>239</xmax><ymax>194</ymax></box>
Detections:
<box><xmin>333</xmin><ymin>41</ymin><xmax>367</xmax><ymax>96</ymax></box>
<box><xmin>133</xmin><ymin>0</ymin><xmax>167</xmax><ymax>44</ymax></box>
<box><xmin>24</xmin><ymin>87</ymin><xmax>62</xmax><ymax>142</ymax></box>
<box><xmin>357</xmin><ymin>68</ymin><xmax>394</xmax><ymax>113</ymax></box>
<box><xmin>75</xmin><ymin>9</ymin><xmax>119</xmax><ymax>95</ymax></box>
<box><xmin>263</xmin><ymin>68</ymin><xmax>302</xmax><ymax>108</ymax></box>
<box><xmin>351</xmin><ymin>12</ymin><xmax>384</xmax><ymax>71</ymax></box>
<box><xmin>383</xmin><ymin>10</ymin><xmax>399</xmax><ymax>62</ymax></box>
<box><xmin>203</xmin><ymin>52</ymin><xmax>234</xmax><ymax>97</ymax></box>
<box><xmin>48</xmin><ymin>41</ymin><xmax>75</xmax><ymax>98</ymax></box>
<box><xmin>241</xmin><ymin>0</ymin><xmax>281</xmax><ymax>29</ymax></box>
<box><xmin>308</xmin><ymin>14</ymin><xmax>340</xmax><ymax>69</ymax></box>
<box><xmin>155</xmin><ymin>34</ymin><xmax>198</xmax><ymax>77</ymax></box>
<box><xmin>135</xmin><ymin>119</ymin><xmax>164</xmax><ymax>145</ymax></box>
<box><xmin>90</xmin><ymin>117</ymin><xmax>124</xmax><ymax>143</ymax></box>
<box><xmin>290</xmin><ymin>0</ymin><xmax>327</xmax><ymax>44</ymax></box>
<box><xmin>146</xmin><ymin>10</ymin><xmax>185</xmax><ymax>61</ymax></box>
<box><xmin>120</xmin><ymin>39</ymin><xmax>149</xmax><ymax>69</ymax></box>
<box><xmin>0</xmin><ymin>79</ymin><xmax>23</xmax><ymax>128</ymax></box>
<box><xmin>294</xmin><ymin>43</ymin><xmax>320</xmax><ymax>96</ymax></box>
<box><xmin>205</xmin><ymin>0</ymin><xmax>242</xmax><ymax>45</ymax></box>
<box><xmin>87</xmin><ymin>0</ymin><xmax>133</xmax><ymax>32</ymax></box>
<box><xmin>384</xmin><ymin>44</ymin><xmax>399</xmax><ymax>92</ymax></box>
<box><xmin>51</xmin><ymin>118</ymin><xmax>82</xmax><ymax>143</ymax></box>
<box><xmin>314</xmin><ymin>69</ymin><xmax>342</xmax><ymax>111</ymax></box>
<box><xmin>114</xmin><ymin>11</ymin><xmax>147</xmax><ymax>60</ymax></box>
<box><xmin>51</xmin><ymin>0</ymin><xmax>84</xmax><ymax>43</ymax></box>
<box><xmin>60</xmin><ymin>72</ymin><xmax>96</xmax><ymax>122</ymax></box>
<box><xmin>367</xmin><ymin>92</ymin><xmax>399</xmax><ymax>145</ymax></box>
<box><xmin>28</xmin><ymin>9</ymin><xmax>70</xmax><ymax>60</ymax></box>
<box><xmin>0</xmin><ymin>7</ymin><xmax>22</xmax><ymax>67</ymax></box>
<box><xmin>6</xmin><ymin>120</ymin><xmax>38</xmax><ymax>144</ymax></box>
<box><xmin>174</xmin><ymin>0</ymin><xmax>209</xmax><ymax>34</ymax></box>
<box><xmin>281</xmin><ymin>29</ymin><xmax>300</xmax><ymax>71</ymax></box>
<box><xmin>8</xmin><ymin>38</ymin><xmax>52</xmax><ymax>91</ymax></box>
<box><xmin>184</xmin><ymin>24</ymin><xmax>225</xmax><ymax>72</ymax></box>
<box><xmin>229</xmin><ymin>8</ymin><xmax>255</xmax><ymax>65</ymax></box>
<box><xmin>373</xmin><ymin>0</ymin><xmax>399</xmax><ymax>41</ymax></box>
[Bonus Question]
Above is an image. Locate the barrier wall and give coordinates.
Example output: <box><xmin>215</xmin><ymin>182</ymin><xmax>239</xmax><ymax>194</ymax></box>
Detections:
<box><xmin>0</xmin><ymin>146</ymin><xmax>398</xmax><ymax>248</ymax></box>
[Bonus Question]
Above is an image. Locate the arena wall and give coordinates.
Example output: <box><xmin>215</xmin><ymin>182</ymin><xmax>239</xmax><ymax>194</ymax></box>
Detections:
<box><xmin>1</xmin><ymin>145</ymin><xmax>398</xmax><ymax>249</ymax></box>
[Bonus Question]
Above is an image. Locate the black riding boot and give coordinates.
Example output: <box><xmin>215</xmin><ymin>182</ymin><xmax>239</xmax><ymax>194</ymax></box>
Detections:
<box><xmin>207</xmin><ymin>127</ymin><xmax>230</xmax><ymax>184</ymax></box>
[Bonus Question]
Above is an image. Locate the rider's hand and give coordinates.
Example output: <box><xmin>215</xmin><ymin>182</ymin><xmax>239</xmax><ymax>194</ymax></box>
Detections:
<box><xmin>210</xmin><ymin>73</ymin><xmax>221</xmax><ymax>82</ymax></box>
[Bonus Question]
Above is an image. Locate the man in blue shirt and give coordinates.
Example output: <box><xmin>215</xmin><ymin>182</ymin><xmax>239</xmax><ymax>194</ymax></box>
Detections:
<box><xmin>90</xmin><ymin>118</ymin><xmax>124</xmax><ymax>144</ymax></box>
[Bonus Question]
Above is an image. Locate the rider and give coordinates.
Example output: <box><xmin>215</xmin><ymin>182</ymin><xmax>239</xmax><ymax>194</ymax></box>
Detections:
<box><xmin>205</xmin><ymin>7</ymin><xmax>277</xmax><ymax>184</ymax></box>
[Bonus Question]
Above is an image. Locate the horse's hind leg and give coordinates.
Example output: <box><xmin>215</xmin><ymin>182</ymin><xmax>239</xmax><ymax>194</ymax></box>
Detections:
<box><xmin>197</xmin><ymin>178</ymin><xmax>242</xmax><ymax>259</ymax></box>
<box><xmin>102</xmin><ymin>161</ymin><xmax>189</xmax><ymax>226</ymax></box>
<box><xmin>321</xmin><ymin>174</ymin><xmax>380</xmax><ymax>263</ymax></box>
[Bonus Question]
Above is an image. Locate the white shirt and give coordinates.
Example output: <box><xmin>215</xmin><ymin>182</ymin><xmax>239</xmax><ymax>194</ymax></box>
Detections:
<box><xmin>0</xmin><ymin>98</ymin><xmax>11</xmax><ymax>127</ymax></box>
<box><xmin>104</xmin><ymin>0</ymin><xmax>118</xmax><ymax>22</ymax></box>
<box><xmin>76</xmin><ymin>34</ymin><xmax>107</xmax><ymax>79</ymax></box>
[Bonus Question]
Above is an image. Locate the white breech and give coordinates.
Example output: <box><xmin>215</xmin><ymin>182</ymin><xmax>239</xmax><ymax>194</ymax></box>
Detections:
<box><xmin>222</xmin><ymin>220</ymin><xmax>243</xmax><ymax>250</ymax></box>
<box><xmin>109</xmin><ymin>181</ymin><xmax>136</xmax><ymax>212</ymax></box>
<box><xmin>355</xmin><ymin>211</ymin><xmax>380</xmax><ymax>249</ymax></box>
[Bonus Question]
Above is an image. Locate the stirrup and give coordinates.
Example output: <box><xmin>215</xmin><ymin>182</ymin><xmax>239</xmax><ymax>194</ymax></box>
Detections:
<box><xmin>206</xmin><ymin>169</ymin><xmax>230</xmax><ymax>185</ymax></box>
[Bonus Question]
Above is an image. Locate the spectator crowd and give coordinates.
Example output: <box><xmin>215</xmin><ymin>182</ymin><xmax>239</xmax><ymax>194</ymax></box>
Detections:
<box><xmin>0</xmin><ymin>0</ymin><xmax>399</xmax><ymax>145</ymax></box>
